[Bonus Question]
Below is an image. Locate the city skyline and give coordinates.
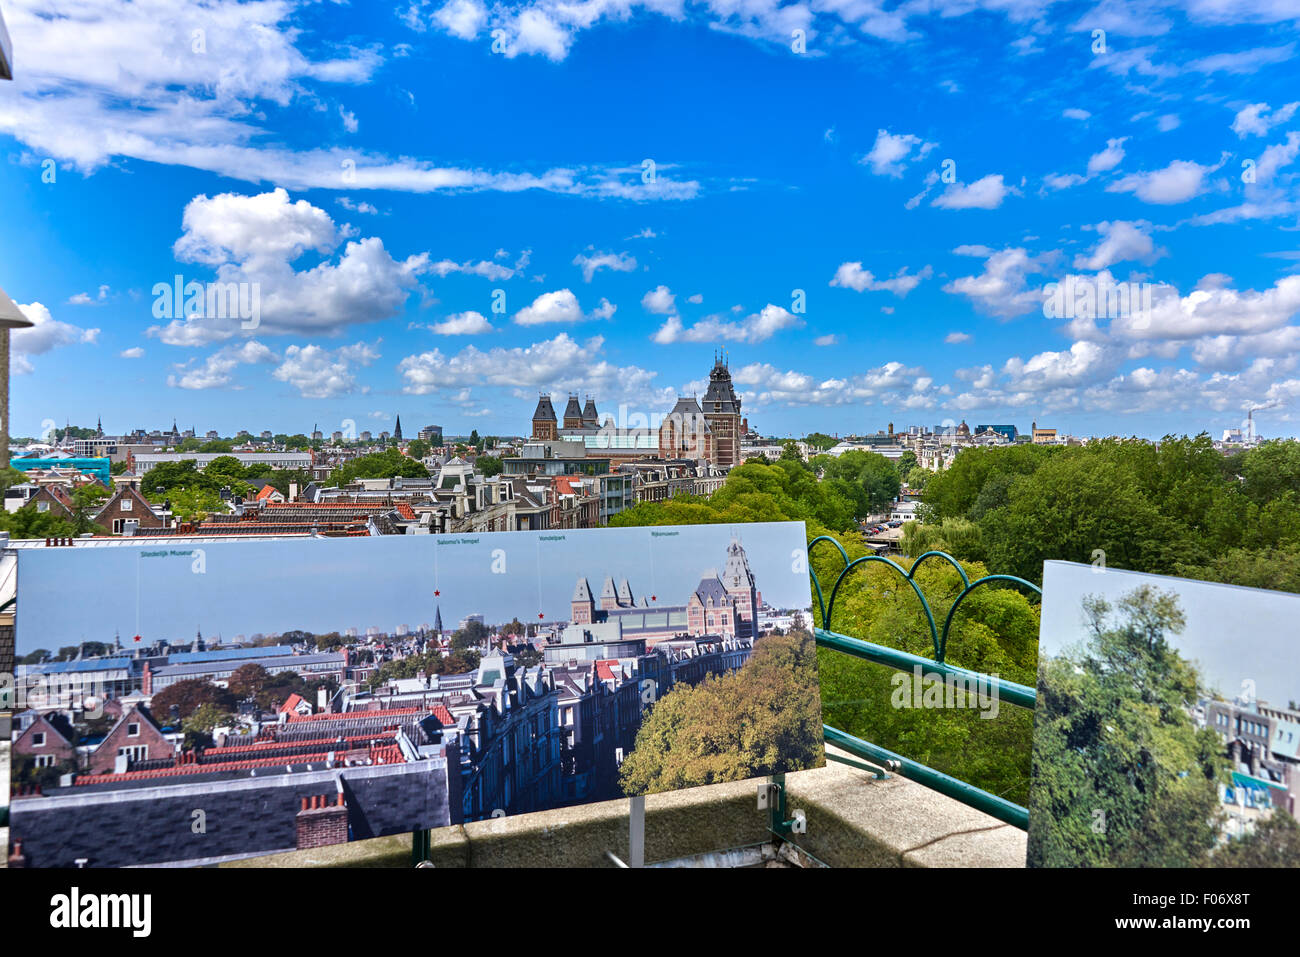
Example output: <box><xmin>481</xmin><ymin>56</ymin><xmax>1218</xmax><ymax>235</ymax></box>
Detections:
<box><xmin>5</xmin><ymin>3</ymin><xmax>1300</xmax><ymax>442</ymax></box>
<box><xmin>14</xmin><ymin>522</ymin><xmax>813</xmax><ymax>655</ymax></box>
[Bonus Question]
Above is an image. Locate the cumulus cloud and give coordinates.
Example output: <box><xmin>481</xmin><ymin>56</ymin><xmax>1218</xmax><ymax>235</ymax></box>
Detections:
<box><xmin>640</xmin><ymin>285</ymin><xmax>676</xmax><ymax>315</ymax></box>
<box><xmin>397</xmin><ymin>332</ymin><xmax>670</xmax><ymax>407</ymax></box>
<box><xmin>11</xmin><ymin>301</ymin><xmax>100</xmax><ymax>374</ymax></box>
<box><xmin>861</xmin><ymin>129</ymin><xmax>937</xmax><ymax>177</ymax></box>
<box><xmin>429</xmin><ymin>311</ymin><xmax>493</xmax><ymax>335</ymax></box>
<box><xmin>272</xmin><ymin>341</ymin><xmax>380</xmax><ymax>398</ymax></box>
<box><xmin>932</xmin><ymin>174</ymin><xmax>1013</xmax><ymax>210</ymax></box>
<box><xmin>147</xmin><ymin>188</ymin><xmax>430</xmax><ymax>345</ymax></box>
<box><xmin>652</xmin><ymin>304</ymin><xmax>803</xmax><ymax>345</ymax></box>
<box><xmin>1073</xmin><ymin>220</ymin><xmax>1164</xmax><ymax>270</ymax></box>
<box><xmin>1108</xmin><ymin>157</ymin><xmax>1224</xmax><ymax>204</ymax></box>
<box><xmin>167</xmin><ymin>340</ymin><xmax>277</xmax><ymax>390</ymax></box>
<box><xmin>513</xmin><ymin>288</ymin><xmax>613</xmax><ymax>325</ymax></box>
<box><xmin>942</xmin><ymin>246</ymin><xmax>1048</xmax><ymax>318</ymax></box>
<box><xmin>829</xmin><ymin>262</ymin><xmax>932</xmax><ymax>296</ymax></box>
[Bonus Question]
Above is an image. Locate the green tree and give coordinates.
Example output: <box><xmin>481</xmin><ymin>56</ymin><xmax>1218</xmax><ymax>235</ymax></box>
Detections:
<box><xmin>1028</xmin><ymin>586</ymin><xmax>1229</xmax><ymax>867</ymax></box>
<box><xmin>181</xmin><ymin>701</ymin><xmax>233</xmax><ymax>750</ymax></box>
<box><xmin>407</xmin><ymin>439</ymin><xmax>431</xmax><ymax>460</ymax></box>
<box><xmin>620</xmin><ymin>630</ymin><xmax>824</xmax><ymax>795</ymax></box>
<box><xmin>477</xmin><ymin>455</ymin><xmax>503</xmax><ymax>477</ymax></box>
<box><xmin>332</xmin><ymin>449</ymin><xmax>428</xmax><ymax>486</ymax></box>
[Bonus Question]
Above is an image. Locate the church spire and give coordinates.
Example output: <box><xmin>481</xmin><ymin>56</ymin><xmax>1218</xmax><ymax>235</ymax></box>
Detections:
<box><xmin>394</xmin><ymin>414</ymin><xmax>403</xmax><ymax>442</ymax></box>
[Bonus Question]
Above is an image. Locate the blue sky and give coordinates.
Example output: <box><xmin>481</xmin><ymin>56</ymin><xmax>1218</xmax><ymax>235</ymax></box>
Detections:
<box><xmin>3</xmin><ymin>0</ymin><xmax>1300</xmax><ymax>441</ymax></box>
<box><xmin>14</xmin><ymin>521</ymin><xmax>810</xmax><ymax>653</ymax></box>
<box><xmin>1040</xmin><ymin>561</ymin><xmax>1299</xmax><ymax>707</ymax></box>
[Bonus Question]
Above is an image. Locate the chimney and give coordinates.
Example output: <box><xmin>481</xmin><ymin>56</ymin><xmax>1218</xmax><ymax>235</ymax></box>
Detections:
<box><xmin>295</xmin><ymin>792</ymin><xmax>350</xmax><ymax>850</ymax></box>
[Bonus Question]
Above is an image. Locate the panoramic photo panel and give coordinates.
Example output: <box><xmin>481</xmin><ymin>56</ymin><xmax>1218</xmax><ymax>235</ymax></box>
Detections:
<box><xmin>1028</xmin><ymin>560</ymin><xmax>1300</xmax><ymax>868</ymax></box>
<box><xmin>7</xmin><ymin>521</ymin><xmax>821</xmax><ymax>867</ymax></box>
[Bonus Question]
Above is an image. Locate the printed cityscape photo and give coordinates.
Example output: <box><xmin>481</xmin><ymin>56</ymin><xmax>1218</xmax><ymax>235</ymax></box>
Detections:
<box><xmin>7</xmin><ymin>523</ymin><xmax>822</xmax><ymax>866</ymax></box>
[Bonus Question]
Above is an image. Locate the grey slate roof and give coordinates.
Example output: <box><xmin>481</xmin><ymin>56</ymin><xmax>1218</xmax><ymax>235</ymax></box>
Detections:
<box><xmin>703</xmin><ymin>359</ymin><xmax>742</xmax><ymax>415</ymax></box>
<box><xmin>532</xmin><ymin>394</ymin><xmax>557</xmax><ymax>421</ymax></box>
<box><xmin>572</xmin><ymin>577</ymin><xmax>593</xmax><ymax>603</ymax></box>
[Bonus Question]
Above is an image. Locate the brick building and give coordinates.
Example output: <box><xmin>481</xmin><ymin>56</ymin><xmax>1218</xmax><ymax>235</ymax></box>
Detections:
<box><xmin>86</xmin><ymin>704</ymin><xmax>172</xmax><ymax>775</ymax></box>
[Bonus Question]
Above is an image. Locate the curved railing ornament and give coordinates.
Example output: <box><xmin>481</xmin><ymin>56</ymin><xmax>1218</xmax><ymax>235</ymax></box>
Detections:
<box><xmin>807</xmin><ymin>535</ymin><xmax>1041</xmax><ymax>664</ymax></box>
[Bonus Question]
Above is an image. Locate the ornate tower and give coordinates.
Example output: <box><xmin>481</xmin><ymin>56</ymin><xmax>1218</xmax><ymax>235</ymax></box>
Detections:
<box><xmin>532</xmin><ymin>394</ymin><xmax>558</xmax><ymax>440</ymax></box>
<box><xmin>393</xmin><ymin>414</ymin><xmax>403</xmax><ymax>442</ymax></box>
<box><xmin>702</xmin><ymin>354</ymin><xmax>743</xmax><ymax>467</ymax></box>
<box><xmin>582</xmin><ymin>396</ymin><xmax>599</xmax><ymax>428</ymax></box>
<box><xmin>720</xmin><ymin>534</ymin><xmax>759</xmax><ymax>639</ymax></box>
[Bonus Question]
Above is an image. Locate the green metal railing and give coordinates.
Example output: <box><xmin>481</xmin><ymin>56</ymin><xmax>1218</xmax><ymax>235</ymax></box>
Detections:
<box><xmin>808</xmin><ymin>536</ymin><xmax>1040</xmax><ymax>829</ymax></box>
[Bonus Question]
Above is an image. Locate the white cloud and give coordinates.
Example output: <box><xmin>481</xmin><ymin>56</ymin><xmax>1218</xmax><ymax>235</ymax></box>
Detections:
<box><xmin>11</xmin><ymin>301</ymin><xmax>100</xmax><ymax>373</ymax></box>
<box><xmin>338</xmin><ymin>197</ymin><xmax>379</xmax><ymax>215</ymax></box>
<box><xmin>513</xmin><ymin>288</ymin><xmax>611</xmax><ymax>326</ymax></box>
<box><xmin>1074</xmin><ymin>220</ymin><xmax>1164</xmax><ymax>270</ymax></box>
<box><xmin>68</xmin><ymin>284</ymin><xmax>111</xmax><ymax>305</ymax></box>
<box><xmin>120</xmin><ymin>346</ymin><xmax>145</xmax><ymax>359</ymax></box>
<box><xmin>0</xmin><ymin>2</ymin><xmax>700</xmax><ymax>201</ymax></box>
<box><xmin>732</xmin><ymin>360</ymin><xmax>935</xmax><ymax>408</ymax></box>
<box><xmin>945</xmin><ymin>332</ymin><xmax>972</xmax><ymax>344</ymax></box>
<box><xmin>435</xmin><ymin>0</ymin><xmax>488</xmax><ymax>39</ymax></box>
<box><xmin>652</xmin><ymin>304</ymin><xmax>803</xmax><ymax>345</ymax></box>
<box><xmin>1256</xmin><ymin>131</ymin><xmax>1300</xmax><ymax>183</ymax></box>
<box><xmin>573</xmin><ymin>249</ymin><xmax>636</xmax><ymax>282</ymax></box>
<box><xmin>641</xmin><ymin>285</ymin><xmax>676</xmax><ymax>315</ymax></box>
<box><xmin>429</xmin><ymin>257</ymin><xmax>517</xmax><ymax>280</ymax></box>
<box><xmin>813</xmin><ymin>334</ymin><xmax>838</xmax><ymax>346</ymax></box>
<box><xmin>932</xmin><ymin>174</ymin><xmax>1012</xmax><ymax>210</ymax></box>
<box><xmin>1232</xmin><ymin>101</ymin><xmax>1300</xmax><ymax>137</ymax></box>
<box><xmin>861</xmin><ymin>129</ymin><xmax>937</xmax><ymax>177</ymax></box>
<box><xmin>1108</xmin><ymin>158</ymin><xmax>1223</xmax><ymax>204</ymax></box>
<box><xmin>943</xmin><ymin>246</ymin><xmax>1047</xmax><ymax>318</ymax></box>
<box><xmin>397</xmin><ymin>333</ymin><xmax>669</xmax><ymax>407</ymax></box>
<box><xmin>430</xmin><ymin>311</ymin><xmax>493</xmax><ymax>335</ymax></box>
<box><xmin>1063</xmin><ymin>108</ymin><xmax>1091</xmax><ymax>121</ymax></box>
<box><xmin>829</xmin><ymin>262</ymin><xmax>932</xmax><ymax>296</ymax></box>
<box><xmin>1087</xmin><ymin>137</ymin><xmax>1128</xmax><ymax>175</ymax></box>
<box><xmin>272</xmin><ymin>342</ymin><xmax>380</xmax><ymax>398</ymax></box>
<box><xmin>339</xmin><ymin>106</ymin><xmax>358</xmax><ymax>133</ymax></box>
<box><xmin>147</xmin><ymin>188</ymin><xmax>429</xmax><ymax>344</ymax></box>
<box><xmin>1188</xmin><ymin>44</ymin><xmax>1296</xmax><ymax>75</ymax></box>
<box><xmin>167</xmin><ymin>340</ymin><xmax>277</xmax><ymax>390</ymax></box>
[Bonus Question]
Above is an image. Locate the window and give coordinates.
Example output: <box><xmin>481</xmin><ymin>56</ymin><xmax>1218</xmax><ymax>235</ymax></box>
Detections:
<box><xmin>37</xmin><ymin>500</ymin><xmax>49</xmax><ymax>512</ymax></box>
<box><xmin>32</xmin><ymin>732</ymin><xmax>45</xmax><ymax>747</ymax></box>
<box><xmin>121</xmin><ymin>496</ymin><xmax>133</xmax><ymax>511</ymax></box>
<box><xmin>118</xmin><ymin>745</ymin><xmax>148</xmax><ymax>762</ymax></box>
<box><xmin>34</xmin><ymin>754</ymin><xmax>56</xmax><ymax>767</ymax></box>
<box><xmin>127</xmin><ymin>722</ymin><xmax>140</xmax><ymax>737</ymax></box>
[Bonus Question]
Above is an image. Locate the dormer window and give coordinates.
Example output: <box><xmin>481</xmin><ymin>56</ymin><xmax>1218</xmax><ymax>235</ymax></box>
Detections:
<box><xmin>127</xmin><ymin>722</ymin><xmax>140</xmax><ymax>737</ymax></box>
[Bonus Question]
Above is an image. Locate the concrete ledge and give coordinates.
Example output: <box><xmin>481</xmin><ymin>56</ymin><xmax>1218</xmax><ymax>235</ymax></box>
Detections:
<box><xmin>784</xmin><ymin>749</ymin><xmax>1026</xmax><ymax>867</ymax></box>
<box><xmin>222</xmin><ymin>746</ymin><xmax>1026</xmax><ymax>868</ymax></box>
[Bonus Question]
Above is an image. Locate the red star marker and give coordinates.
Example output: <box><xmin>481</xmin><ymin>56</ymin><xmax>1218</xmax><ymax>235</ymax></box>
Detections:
<box><xmin>538</xmin><ymin>612</ymin><xmax>545</xmax><ymax>619</ymax></box>
<box><xmin>650</xmin><ymin>595</ymin><xmax>657</xmax><ymax>602</ymax></box>
<box><xmin>434</xmin><ymin>589</ymin><xmax>440</xmax><ymax>596</ymax></box>
<box><xmin>133</xmin><ymin>635</ymin><xmax>142</xmax><ymax>643</ymax></box>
